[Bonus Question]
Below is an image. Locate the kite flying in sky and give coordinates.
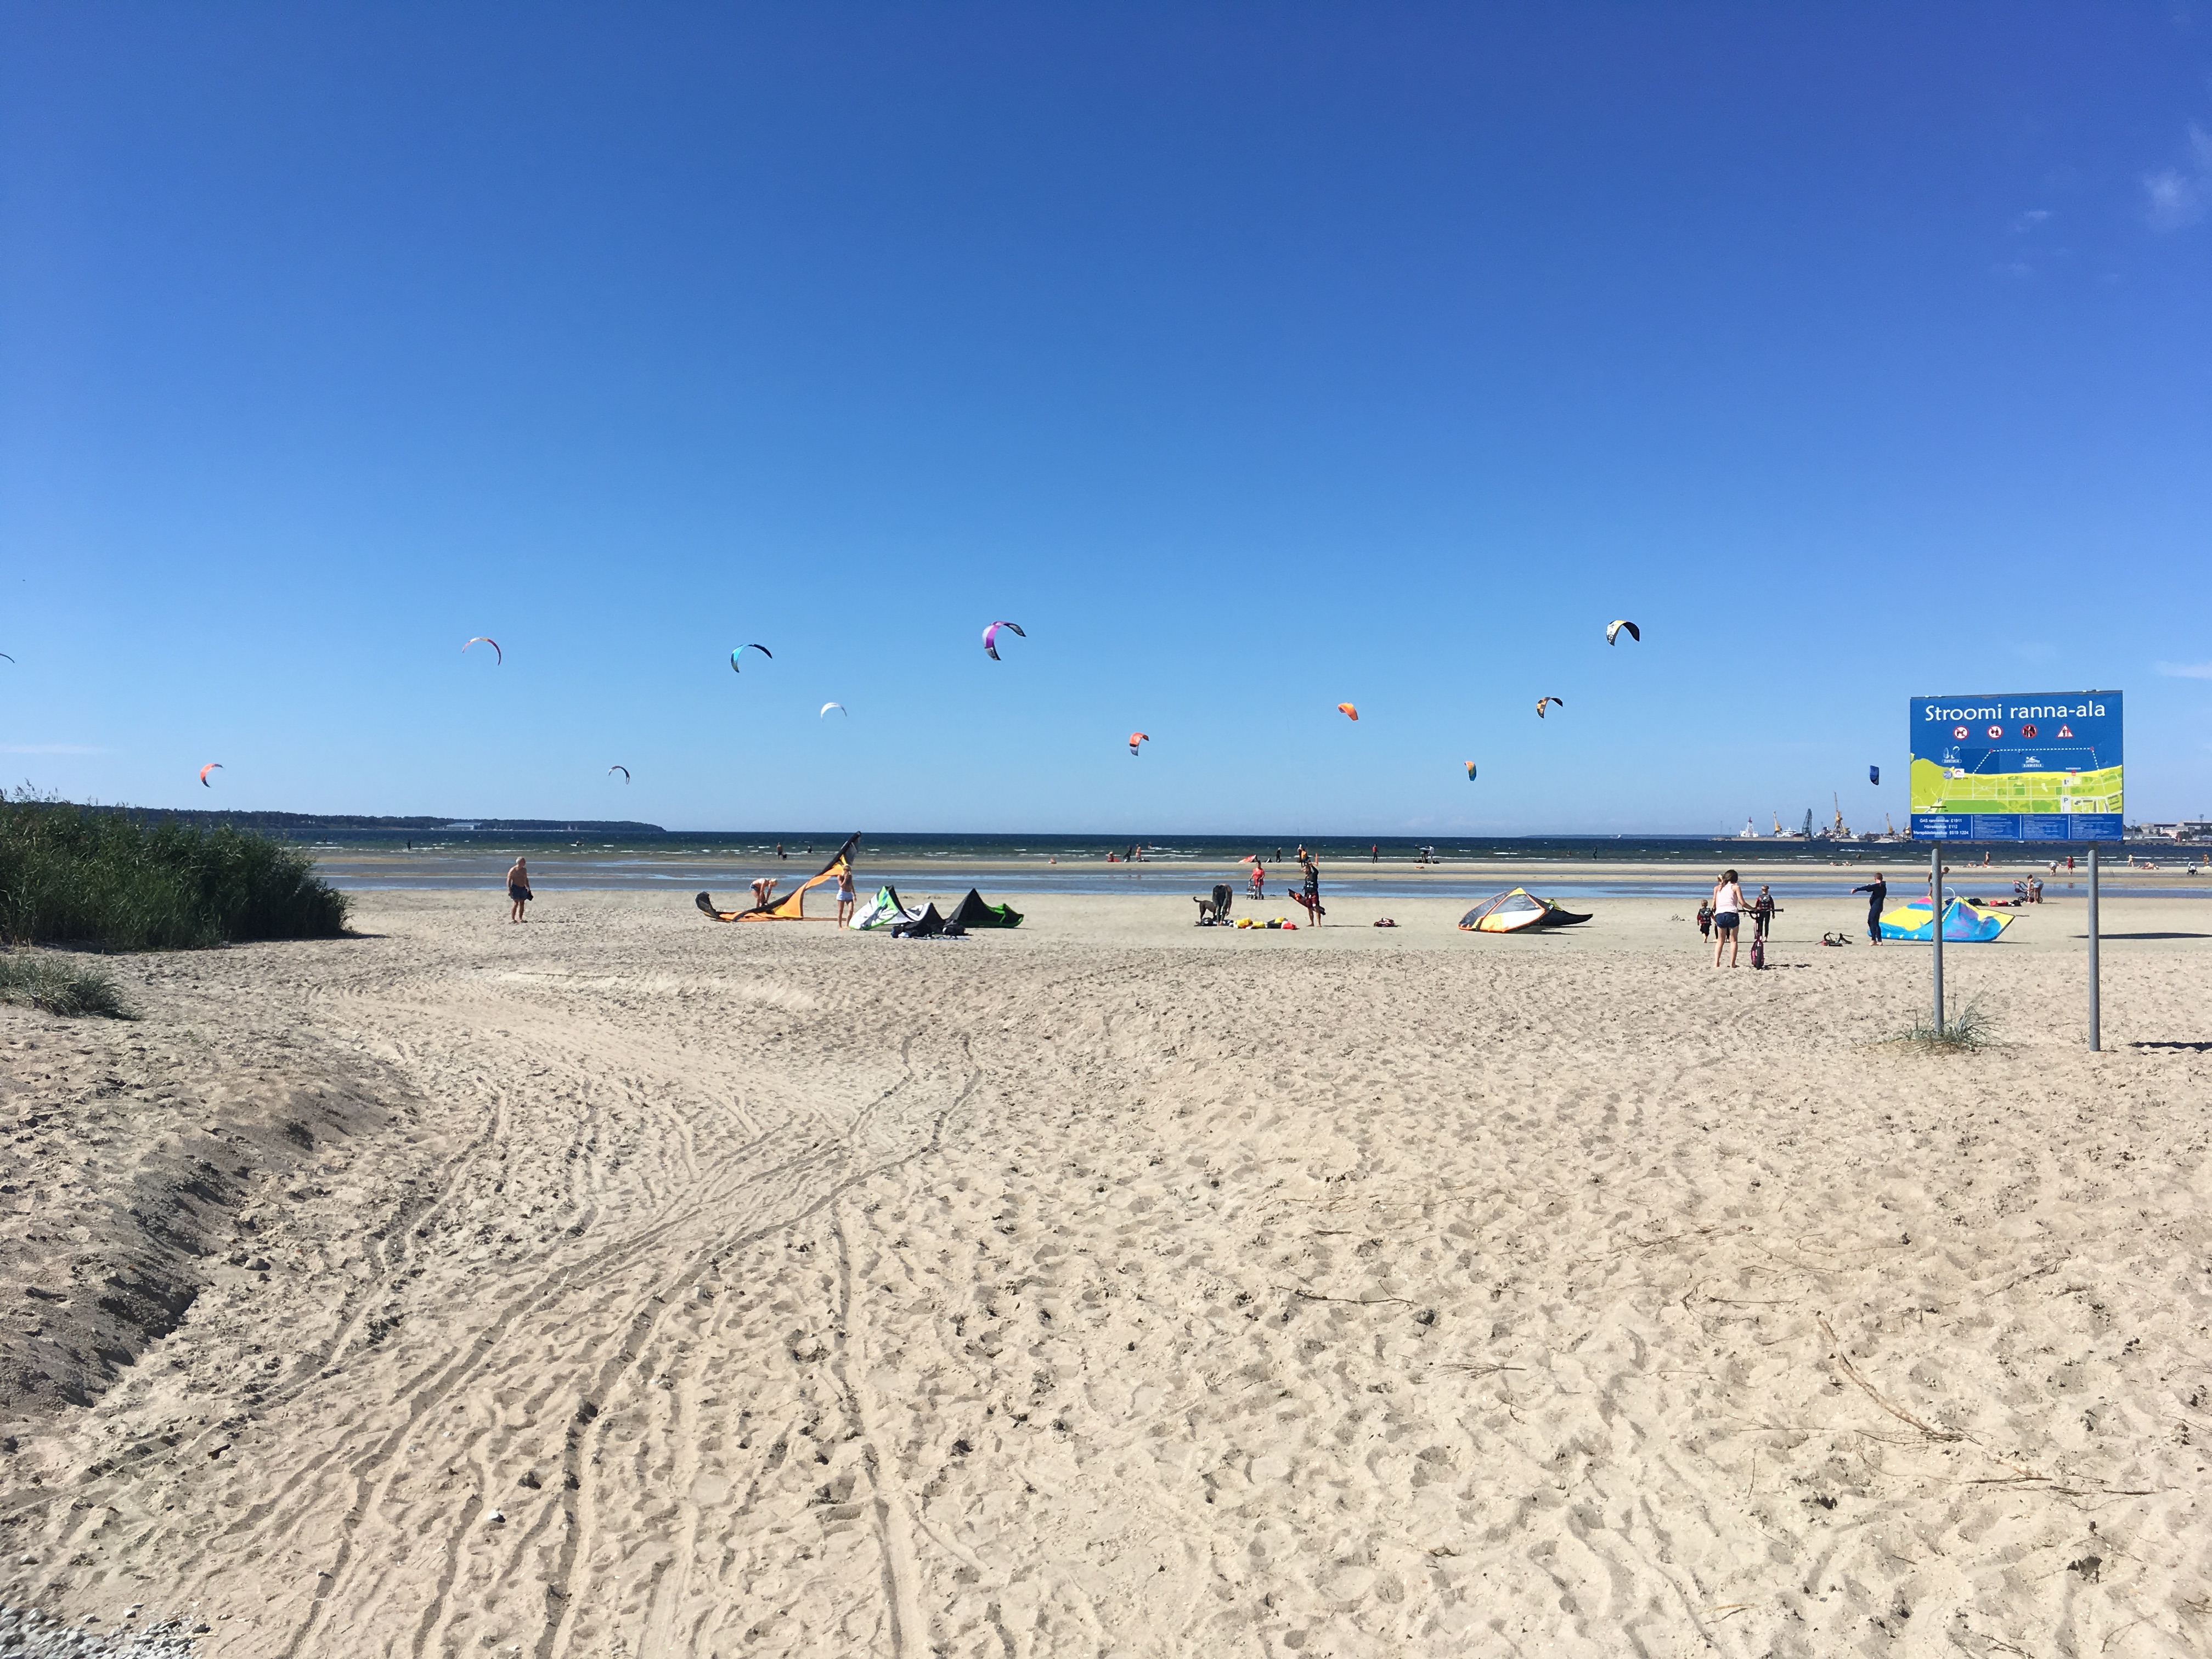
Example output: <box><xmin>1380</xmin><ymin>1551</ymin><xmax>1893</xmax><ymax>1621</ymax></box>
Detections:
<box><xmin>1869</xmin><ymin>765</ymin><xmax>1880</xmax><ymax>786</ymax></box>
<box><xmin>608</xmin><ymin>765</ymin><xmax>630</xmax><ymax>782</ymax></box>
<box><xmin>982</xmin><ymin>620</ymin><xmax>1026</xmax><ymax>661</ymax></box>
<box><xmin>730</xmin><ymin>644</ymin><xmax>772</xmax><ymax>672</ymax></box>
<box><xmin>1128</xmin><ymin>731</ymin><xmax>1149</xmax><ymax>755</ymax></box>
<box><xmin>1336</xmin><ymin>703</ymin><xmax>1358</xmax><ymax>721</ymax></box>
<box><xmin>462</xmin><ymin>636</ymin><xmax>501</xmax><ymax>665</ymax></box>
<box><xmin>0</xmin><ymin>652</ymin><xmax>13</xmax><ymax>663</ymax></box>
<box><xmin>1465</xmin><ymin>761</ymin><xmax>1478</xmax><ymax>781</ymax></box>
<box><xmin>820</xmin><ymin>702</ymin><xmax>847</xmax><ymax>718</ymax></box>
<box><xmin>198</xmin><ymin>763</ymin><xmax>223</xmax><ymax>787</ymax></box>
<box><xmin>1536</xmin><ymin>696</ymin><xmax>1564</xmax><ymax>718</ymax></box>
<box><xmin>1606</xmin><ymin>620</ymin><xmax>1640</xmax><ymax>645</ymax></box>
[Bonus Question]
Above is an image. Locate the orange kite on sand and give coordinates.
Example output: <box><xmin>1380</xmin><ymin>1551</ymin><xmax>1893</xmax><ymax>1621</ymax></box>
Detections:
<box><xmin>697</xmin><ymin>832</ymin><xmax>860</xmax><ymax>922</ymax></box>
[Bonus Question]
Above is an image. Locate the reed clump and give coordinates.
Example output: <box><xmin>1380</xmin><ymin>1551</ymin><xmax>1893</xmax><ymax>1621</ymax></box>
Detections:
<box><xmin>0</xmin><ymin>950</ymin><xmax>135</xmax><ymax>1018</ymax></box>
<box><xmin>1897</xmin><ymin>1000</ymin><xmax>1991</xmax><ymax>1053</ymax></box>
<box><xmin>0</xmin><ymin>793</ymin><xmax>350</xmax><ymax>951</ymax></box>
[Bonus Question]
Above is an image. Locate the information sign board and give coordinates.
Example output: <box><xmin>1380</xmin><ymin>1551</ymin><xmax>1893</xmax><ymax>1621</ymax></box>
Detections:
<box><xmin>1909</xmin><ymin>692</ymin><xmax>2121</xmax><ymax>841</ymax></box>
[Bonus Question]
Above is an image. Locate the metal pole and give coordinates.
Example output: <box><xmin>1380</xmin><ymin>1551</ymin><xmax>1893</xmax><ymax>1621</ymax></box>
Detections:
<box><xmin>1930</xmin><ymin>842</ymin><xmax>1944</xmax><ymax>1031</ymax></box>
<box><xmin>2087</xmin><ymin>842</ymin><xmax>2100</xmax><ymax>1052</ymax></box>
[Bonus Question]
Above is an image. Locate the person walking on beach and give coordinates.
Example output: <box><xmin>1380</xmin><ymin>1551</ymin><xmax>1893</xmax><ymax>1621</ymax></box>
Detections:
<box><xmin>506</xmin><ymin>857</ymin><xmax>533</xmax><ymax>923</ymax></box>
<box><xmin>1371</xmin><ymin>843</ymin><xmax>1379</xmax><ymax>864</ymax></box>
<box><xmin>1752</xmin><ymin>884</ymin><xmax>1776</xmax><ymax>940</ymax></box>
<box><xmin>834</xmin><ymin>866</ymin><xmax>856</xmax><ymax>927</ymax></box>
<box><xmin>1249</xmin><ymin>859</ymin><xmax>1266</xmax><ymax>901</ymax></box>
<box><xmin>1301</xmin><ymin>855</ymin><xmax>1324</xmax><ymax>925</ymax></box>
<box><xmin>1696</xmin><ymin>899</ymin><xmax>1713</xmax><ymax>942</ymax></box>
<box><xmin>1851</xmin><ymin>872</ymin><xmax>1887</xmax><ymax>944</ymax></box>
<box><xmin>1710</xmin><ymin>868</ymin><xmax>1747</xmax><ymax>966</ymax></box>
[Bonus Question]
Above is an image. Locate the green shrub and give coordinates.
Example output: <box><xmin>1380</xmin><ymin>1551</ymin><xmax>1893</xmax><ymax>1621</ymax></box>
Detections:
<box><xmin>0</xmin><ymin>950</ymin><xmax>135</xmax><ymax>1018</ymax></box>
<box><xmin>0</xmin><ymin>794</ymin><xmax>351</xmax><ymax>950</ymax></box>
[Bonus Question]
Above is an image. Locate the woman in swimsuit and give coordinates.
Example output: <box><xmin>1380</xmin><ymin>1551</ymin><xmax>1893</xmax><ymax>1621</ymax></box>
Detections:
<box><xmin>834</xmin><ymin>868</ymin><xmax>856</xmax><ymax>928</ymax></box>
<box><xmin>507</xmin><ymin>857</ymin><xmax>532</xmax><ymax>923</ymax></box>
<box><xmin>1710</xmin><ymin>867</ymin><xmax>1747</xmax><ymax>967</ymax></box>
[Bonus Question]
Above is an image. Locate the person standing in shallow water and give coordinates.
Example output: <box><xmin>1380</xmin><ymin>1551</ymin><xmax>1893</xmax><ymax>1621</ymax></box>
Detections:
<box><xmin>1852</xmin><ymin>872</ymin><xmax>1887</xmax><ymax>945</ymax></box>
<box><xmin>506</xmin><ymin>857</ymin><xmax>532</xmax><ymax>923</ymax></box>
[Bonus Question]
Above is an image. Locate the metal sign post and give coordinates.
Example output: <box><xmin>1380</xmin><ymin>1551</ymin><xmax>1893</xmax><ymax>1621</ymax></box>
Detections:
<box><xmin>1929</xmin><ymin>843</ymin><xmax>1943</xmax><ymax>1029</ymax></box>
<box><xmin>1909</xmin><ymin>690</ymin><xmax>2123</xmax><ymax>1053</ymax></box>
<box><xmin>2087</xmin><ymin>842</ymin><xmax>2100</xmax><ymax>1052</ymax></box>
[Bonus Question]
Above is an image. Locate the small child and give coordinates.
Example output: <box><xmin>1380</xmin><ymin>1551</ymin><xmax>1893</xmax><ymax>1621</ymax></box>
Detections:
<box><xmin>1696</xmin><ymin>900</ymin><xmax>1713</xmax><ymax>941</ymax></box>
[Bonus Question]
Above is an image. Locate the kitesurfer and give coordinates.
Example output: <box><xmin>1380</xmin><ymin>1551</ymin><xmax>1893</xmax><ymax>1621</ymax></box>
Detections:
<box><xmin>1301</xmin><ymin>856</ymin><xmax>1323</xmax><ymax>926</ymax></box>
<box><xmin>751</xmin><ymin>876</ymin><xmax>778</xmax><ymax>909</ymax></box>
<box><xmin>1851</xmin><ymin>872</ymin><xmax>1887</xmax><ymax>945</ymax></box>
<box><xmin>507</xmin><ymin>857</ymin><xmax>533</xmax><ymax>924</ymax></box>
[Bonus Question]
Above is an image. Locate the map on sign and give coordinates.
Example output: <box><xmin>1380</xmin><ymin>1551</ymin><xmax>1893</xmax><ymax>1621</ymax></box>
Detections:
<box><xmin>1909</xmin><ymin>692</ymin><xmax>2123</xmax><ymax>841</ymax></box>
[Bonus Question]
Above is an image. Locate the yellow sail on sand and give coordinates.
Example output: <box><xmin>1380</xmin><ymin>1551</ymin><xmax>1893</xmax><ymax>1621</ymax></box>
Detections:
<box><xmin>1878</xmin><ymin>896</ymin><xmax>2016</xmax><ymax>943</ymax></box>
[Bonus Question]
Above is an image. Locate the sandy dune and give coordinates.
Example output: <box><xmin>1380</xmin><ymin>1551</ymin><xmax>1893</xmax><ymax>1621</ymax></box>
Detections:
<box><xmin>3</xmin><ymin>888</ymin><xmax>2209</xmax><ymax>1657</ymax></box>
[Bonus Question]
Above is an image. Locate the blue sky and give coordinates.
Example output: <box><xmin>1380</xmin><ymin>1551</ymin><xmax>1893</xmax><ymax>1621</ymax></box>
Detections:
<box><xmin>3</xmin><ymin>3</ymin><xmax>2209</xmax><ymax>833</ymax></box>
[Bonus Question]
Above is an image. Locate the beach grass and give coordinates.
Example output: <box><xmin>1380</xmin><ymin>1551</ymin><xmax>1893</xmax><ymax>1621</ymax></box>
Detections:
<box><xmin>0</xmin><ymin>794</ymin><xmax>351</xmax><ymax>951</ymax></box>
<box><xmin>1898</xmin><ymin>999</ymin><xmax>1991</xmax><ymax>1052</ymax></box>
<box><xmin>0</xmin><ymin>950</ymin><xmax>136</xmax><ymax>1018</ymax></box>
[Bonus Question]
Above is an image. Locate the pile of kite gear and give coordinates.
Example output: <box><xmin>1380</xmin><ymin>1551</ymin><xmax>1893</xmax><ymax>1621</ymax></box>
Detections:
<box><xmin>844</xmin><ymin>884</ymin><xmax>1018</xmax><ymax>938</ymax></box>
<box><xmin>1232</xmin><ymin>916</ymin><xmax>1297</xmax><ymax>929</ymax></box>
<box><xmin>1820</xmin><ymin>931</ymin><xmax>1854</xmax><ymax>947</ymax></box>
<box><xmin>1458</xmin><ymin>888</ymin><xmax>1592</xmax><ymax>934</ymax></box>
<box><xmin>891</xmin><ymin>902</ymin><xmax>964</xmax><ymax>940</ymax></box>
<box><xmin>1194</xmin><ymin>884</ymin><xmax>1233</xmax><ymax>926</ymax></box>
<box><xmin>1878</xmin><ymin>897</ymin><xmax>2018</xmax><ymax>943</ymax></box>
<box><xmin>698</xmin><ymin>833</ymin><xmax>861</xmax><ymax>922</ymax></box>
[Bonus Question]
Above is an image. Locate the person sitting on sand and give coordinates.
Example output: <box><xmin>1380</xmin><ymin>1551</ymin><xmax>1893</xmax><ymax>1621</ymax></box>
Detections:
<box><xmin>834</xmin><ymin>867</ymin><xmax>856</xmax><ymax>928</ymax></box>
<box><xmin>1710</xmin><ymin>868</ymin><xmax>1746</xmax><ymax>967</ymax></box>
<box><xmin>507</xmin><ymin>857</ymin><xmax>533</xmax><ymax>923</ymax></box>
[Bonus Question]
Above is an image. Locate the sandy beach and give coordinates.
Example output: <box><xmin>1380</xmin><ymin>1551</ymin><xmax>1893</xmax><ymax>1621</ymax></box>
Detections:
<box><xmin>4</xmin><ymin>885</ymin><xmax>2209</xmax><ymax>1657</ymax></box>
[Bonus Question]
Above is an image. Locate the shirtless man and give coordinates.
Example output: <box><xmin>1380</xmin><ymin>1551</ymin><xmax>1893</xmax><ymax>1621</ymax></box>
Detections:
<box><xmin>506</xmin><ymin>857</ymin><xmax>532</xmax><ymax>923</ymax></box>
